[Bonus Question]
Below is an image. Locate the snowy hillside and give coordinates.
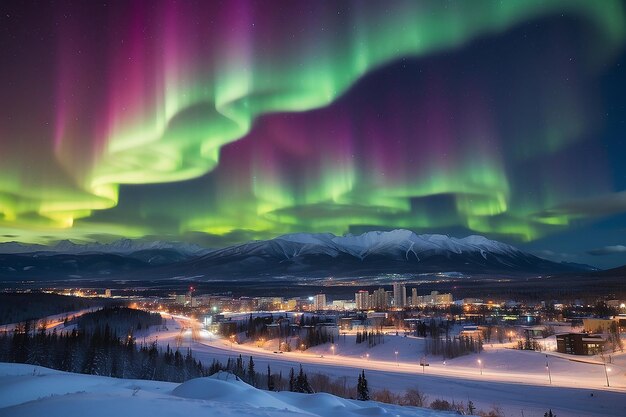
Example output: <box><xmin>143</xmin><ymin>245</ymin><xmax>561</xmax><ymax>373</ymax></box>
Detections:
<box><xmin>0</xmin><ymin>364</ymin><xmax>453</xmax><ymax>417</ymax></box>
<box><xmin>278</xmin><ymin>230</ymin><xmax>521</xmax><ymax>259</ymax></box>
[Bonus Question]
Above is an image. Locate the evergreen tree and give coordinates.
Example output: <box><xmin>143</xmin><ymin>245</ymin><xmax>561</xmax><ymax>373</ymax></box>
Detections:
<box><xmin>267</xmin><ymin>364</ymin><xmax>275</xmax><ymax>391</ymax></box>
<box><xmin>235</xmin><ymin>354</ymin><xmax>244</xmax><ymax>378</ymax></box>
<box><xmin>544</xmin><ymin>410</ymin><xmax>556</xmax><ymax>417</ymax></box>
<box><xmin>295</xmin><ymin>365</ymin><xmax>313</xmax><ymax>393</ymax></box>
<box><xmin>247</xmin><ymin>356</ymin><xmax>256</xmax><ymax>386</ymax></box>
<box><xmin>289</xmin><ymin>367</ymin><xmax>295</xmax><ymax>392</ymax></box>
<box><xmin>357</xmin><ymin>370</ymin><xmax>369</xmax><ymax>401</ymax></box>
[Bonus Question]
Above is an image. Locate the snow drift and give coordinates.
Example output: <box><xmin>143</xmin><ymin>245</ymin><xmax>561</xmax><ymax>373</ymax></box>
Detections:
<box><xmin>0</xmin><ymin>364</ymin><xmax>453</xmax><ymax>417</ymax></box>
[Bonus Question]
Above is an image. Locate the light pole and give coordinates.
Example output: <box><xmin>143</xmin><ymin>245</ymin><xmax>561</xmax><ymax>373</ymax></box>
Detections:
<box><xmin>477</xmin><ymin>359</ymin><xmax>482</xmax><ymax>375</ymax></box>
<box><xmin>331</xmin><ymin>344</ymin><xmax>335</xmax><ymax>355</ymax></box>
<box><xmin>366</xmin><ymin>353</ymin><xmax>370</xmax><ymax>361</ymax></box>
<box><xmin>604</xmin><ymin>363</ymin><xmax>611</xmax><ymax>387</ymax></box>
<box><xmin>395</xmin><ymin>350</ymin><xmax>399</xmax><ymax>367</ymax></box>
<box><xmin>545</xmin><ymin>355</ymin><xmax>552</xmax><ymax>385</ymax></box>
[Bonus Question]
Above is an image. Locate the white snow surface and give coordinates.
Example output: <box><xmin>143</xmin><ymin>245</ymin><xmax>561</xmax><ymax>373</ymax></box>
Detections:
<box><xmin>142</xmin><ymin>314</ymin><xmax>626</xmax><ymax>417</ymax></box>
<box><xmin>276</xmin><ymin>230</ymin><xmax>521</xmax><ymax>259</ymax></box>
<box><xmin>0</xmin><ymin>364</ymin><xmax>452</xmax><ymax>417</ymax></box>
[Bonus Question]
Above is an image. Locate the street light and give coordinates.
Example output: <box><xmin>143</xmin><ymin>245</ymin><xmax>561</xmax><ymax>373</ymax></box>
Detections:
<box><xmin>604</xmin><ymin>363</ymin><xmax>611</xmax><ymax>387</ymax></box>
<box><xmin>545</xmin><ymin>355</ymin><xmax>552</xmax><ymax>385</ymax></box>
<box><xmin>331</xmin><ymin>344</ymin><xmax>335</xmax><ymax>355</ymax></box>
<box><xmin>366</xmin><ymin>353</ymin><xmax>370</xmax><ymax>361</ymax></box>
<box><xmin>477</xmin><ymin>359</ymin><xmax>483</xmax><ymax>375</ymax></box>
<box><xmin>395</xmin><ymin>350</ymin><xmax>399</xmax><ymax>367</ymax></box>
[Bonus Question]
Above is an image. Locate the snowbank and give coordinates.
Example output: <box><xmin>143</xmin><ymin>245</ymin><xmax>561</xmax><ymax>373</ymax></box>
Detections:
<box><xmin>0</xmin><ymin>363</ymin><xmax>454</xmax><ymax>417</ymax></box>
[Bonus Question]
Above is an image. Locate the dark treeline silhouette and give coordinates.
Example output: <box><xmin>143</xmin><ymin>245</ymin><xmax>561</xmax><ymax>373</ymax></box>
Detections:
<box><xmin>73</xmin><ymin>306</ymin><xmax>163</xmax><ymax>335</ymax></box>
<box><xmin>0</xmin><ymin>292</ymin><xmax>112</xmax><ymax>325</ymax></box>
<box><xmin>424</xmin><ymin>335</ymin><xmax>483</xmax><ymax>359</ymax></box>
<box><xmin>0</xmin><ymin>321</ymin><xmax>205</xmax><ymax>382</ymax></box>
<box><xmin>355</xmin><ymin>330</ymin><xmax>384</xmax><ymax>347</ymax></box>
<box><xmin>237</xmin><ymin>313</ymin><xmax>335</xmax><ymax>350</ymax></box>
<box><xmin>302</xmin><ymin>327</ymin><xmax>334</xmax><ymax>349</ymax></box>
<box><xmin>413</xmin><ymin>318</ymin><xmax>454</xmax><ymax>338</ymax></box>
<box><xmin>207</xmin><ymin>355</ymin><xmax>313</xmax><ymax>392</ymax></box>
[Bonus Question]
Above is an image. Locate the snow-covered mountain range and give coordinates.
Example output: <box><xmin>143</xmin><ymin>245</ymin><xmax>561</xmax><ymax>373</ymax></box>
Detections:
<box><xmin>0</xmin><ymin>230</ymin><xmax>596</xmax><ymax>280</ymax></box>
<box><xmin>259</xmin><ymin>230</ymin><xmax>522</xmax><ymax>261</ymax></box>
<box><xmin>175</xmin><ymin>230</ymin><xmax>593</xmax><ymax>277</ymax></box>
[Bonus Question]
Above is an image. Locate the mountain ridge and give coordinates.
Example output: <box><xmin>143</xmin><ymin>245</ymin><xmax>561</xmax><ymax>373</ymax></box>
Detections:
<box><xmin>0</xmin><ymin>230</ymin><xmax>599</xmax><ymax>280</ymax></box>
<box><xmin>163</xmin><ymin>230</ymin><xmax>598</xmax><ymax>279</ymax></box>
<box><xmin>0</xmin><ymin>238</ymin><xmax>210</xmax><ymax>256</ymax></box>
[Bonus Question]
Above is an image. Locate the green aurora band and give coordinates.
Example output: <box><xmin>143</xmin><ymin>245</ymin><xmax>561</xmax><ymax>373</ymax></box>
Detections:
<box><xmin>0</xmin><ymin>0</ymin><xmax>624</xmax><ymax>244</ymax></box>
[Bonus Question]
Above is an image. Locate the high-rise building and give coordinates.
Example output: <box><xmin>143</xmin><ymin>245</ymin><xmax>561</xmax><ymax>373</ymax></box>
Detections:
<box><xmin>175</xmin><ymin>294</ymin><xmax>188</xmax><ymax>305</ymax></box>
<box><xmin>393</xmin><ymin>282</ymin><xmax>407</xmax><ymax>308</ymax></box>
<box><xmin>413</xmin><ymin>291</ymin><xmax>453</xmax><ymax>306</ymax></box>
<box><xmin>411</xmin><ymin>287</ymin><xmax>418</xmax><ymax>307</ymax></box>
<box><xmin>283</xmin><ymin>298</ymin><xmax>298</xmax><ymax>311</ymax></box>
<box><xmin>355</xmin><ymin>290</ymin><xmax>370</xmax><ymax>310</ymax></box>
<box><xmin>371</xmin><ymin>287</ymin><xmax>389</xmax><ymax>310</ymax></box>
<box><xmin>314</xmin><ymin>294</ymin><xmax>327</xmax><ymax>310</ymax></box>
<box><xmin>104</xmin><ymin>289</ymin><xmax>112</xmax><ymax>298</ymax></box>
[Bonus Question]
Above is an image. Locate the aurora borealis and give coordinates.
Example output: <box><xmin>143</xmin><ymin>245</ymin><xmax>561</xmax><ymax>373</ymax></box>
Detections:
<box><xmin>1</xmin><ymin>0</ymin><xmax>626</xmax><ymax>267</ymax></box>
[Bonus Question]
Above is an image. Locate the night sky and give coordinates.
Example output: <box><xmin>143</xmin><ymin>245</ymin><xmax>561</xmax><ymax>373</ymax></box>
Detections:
<box><xmin>1</xmin><ymin>1</ymin><xmax>625</xmax><ymax>268</ymax></box>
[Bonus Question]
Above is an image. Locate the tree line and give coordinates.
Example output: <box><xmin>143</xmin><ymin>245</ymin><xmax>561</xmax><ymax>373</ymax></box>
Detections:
<box><xmin>0</xmin><ymin>292</ymin><xmax>111</xmax><ymax>326</ymax></box>
<box><xmin>355</xmin><ymin>330</ymin><xmax>384</xmax><ymax>347</ymax></box>
<box><xmin>0</xmin><ymin>320</ymin><xmax>205</xmax><ymax>382</ymax></box>
<box><xmin>235</xmin><ymin>313</ymin><xmax>335</xmax><ymax>351</ymax></box>
<box><xmin>73</xmin><ymin>306</ymin><xmax>163</xmax><ymax>335</ymax></box>
<box><xmin>424</xmin><ymin>335</ymin><xmax>483</xmax><ymax>358</ymax></box>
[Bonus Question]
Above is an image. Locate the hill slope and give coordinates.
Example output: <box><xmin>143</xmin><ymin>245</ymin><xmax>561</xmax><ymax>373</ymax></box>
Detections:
<box><xmin>0</xmin><ymin>364</ymin><xmax>449</xmax><ymax>417</ymax></box>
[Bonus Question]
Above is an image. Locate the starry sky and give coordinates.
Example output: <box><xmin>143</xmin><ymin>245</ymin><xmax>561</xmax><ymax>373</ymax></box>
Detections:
<box><xmin>1</xmin><ymin>0</ymin><xmax>626</xmax><ymax>268</ymax></box>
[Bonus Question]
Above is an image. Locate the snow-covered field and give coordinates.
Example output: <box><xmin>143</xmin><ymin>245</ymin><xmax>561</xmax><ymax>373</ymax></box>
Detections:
<box><xmin>145</xmin><ymin>314</ymin><xmax>626</xmax><ymax>417</ymax></box>
<box><xmin>0</xmin><ymin>363</ymin><xmax>451</xmax><ymax>417</ymax></box>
